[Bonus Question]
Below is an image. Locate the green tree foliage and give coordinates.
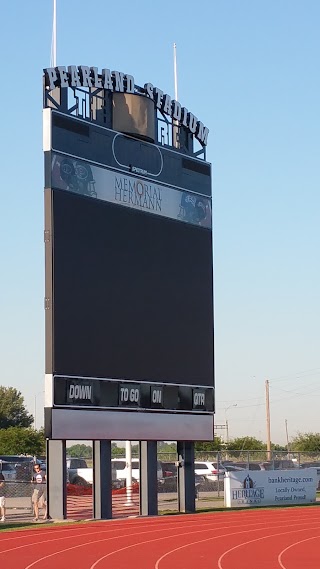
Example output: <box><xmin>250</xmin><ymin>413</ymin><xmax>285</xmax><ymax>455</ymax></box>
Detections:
<box><xmin>111</xmin><ymin>445</ymin><xmax>127</xmax><ymax>457</ymax></box>
<box><xmin>158</xmin><ymin>442</ymin><xmax>177</xmax><ymax>452</ymax></box>
<box><xmin>272</xmin><ymin>443</ymin><xmax>287</xmax><ymax>452</ymax></box>
<box><xmin>67</xmin><ymin>444</ymin><xmax>92</xmax><ymax>458</ymax></box>
<box><xmin>291</xmin><ymin>432</ymin><xmax>320</xmax><ymax>452</ymax></box>
<box><xmin>0</xmin><ymin>427</ymin><xmax>45</xmax><ymax>455</ymax></box>
<box><xmin>227</xmin><ymin>437</ymin><xmax>266</xmax><ymax>452</ymax></box>
<box><xmin>0</xmin><ymin>386</ymin><xmax>33</xmax><ymax>429</ymax></box>
<box><xmin>195</xmin><ymin>438</ymin><xmax>223</xmax><ymax>452</ymax></box>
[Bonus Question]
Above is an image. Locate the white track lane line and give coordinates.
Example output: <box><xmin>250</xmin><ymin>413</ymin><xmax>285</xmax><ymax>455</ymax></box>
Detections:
<box><xmin>5</xmin><ymin>511</ymin><xmax>311</xmax><ymax>555</ymax></box>
<box><xmin>217</xmin><ymin>527</ymin><xmax>320</xmax><ymax>569</ymax></box>
<box><xmin>1</xmin><ymin>520</ymin><xmax>202</xmax><ymax>556</ymax></box>
<box><xmin>1</xmin><ymin>509</ymin><xmax>318</xmax><ymax>548</ymax></box>
<box><xmin>22</xmin><ymin>518</ymin><xmax>306</xmax><ymax>569</ymax></box>
<box><xmin>1</xmin><ymin>515</ymin><xmax>244</xmax><ymax>552</ymax></box>
<box><xmin>90</xmin><ymin>519</ymin><xmax>320</xmax><ymax>569</ymax></box>
<box><xmin>278</xmin><ymin>535</ymin><xmax>320</xmax><ymax>569</ymax></box>
<box><xmin>22</xmin><ymin>518</ymin><xmax>274</xmax><ymax>569</ymax></box>
<box><xmin>154</xmin><ymin>525</ymin><xmax>320</xmax><ymax>569</ymax></box>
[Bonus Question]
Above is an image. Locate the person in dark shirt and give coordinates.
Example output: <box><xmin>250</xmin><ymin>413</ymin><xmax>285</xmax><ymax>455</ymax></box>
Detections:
<box><xmin>31</xmin><ymin>464</ymin><xmax>47</xmax><ymax>521</ymax></box>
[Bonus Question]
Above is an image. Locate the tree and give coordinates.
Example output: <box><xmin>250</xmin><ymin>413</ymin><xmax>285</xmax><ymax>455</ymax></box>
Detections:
<box><xmin>291</xmin><ymin>432</ymin><xmax>320</xmax><ymax>453</ymax></box>
<box><xmin>67</xmin><ymin>444</ymin><xmax>92</xmax><ymax>458</ymax></box>
<box><xmin>0</xmin><ymin>427</ymin><xmax>45</xmax><ymax>455</ymax></box>
<box><xmin>111</xmin><ymin>445</ymin><xmax>126</xmax><ymax>457</ymax></box>
<box><xmin>227</xmin><ymin>437</ymin><xmax>266</xmax><ymax>452</ymax></box>
<box><xmin>272</xmin><ymin>443</ymin><xmax>287</xmax><ymax>452</ymax></box>
<box><xmin>195</xmin><ymin>438</ymin><xmax>223</xmax><ymax>452</ymax></box>
<box><xmin>0</xmin><ymin>386</ymin><xmax>33</xmax><ymax>429</ymax></box>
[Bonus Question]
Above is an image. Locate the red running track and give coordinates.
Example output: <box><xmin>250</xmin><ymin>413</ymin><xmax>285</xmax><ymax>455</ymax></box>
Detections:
<box><xmin>1</xmin><ymin>507</ymin><xmax>320</xmax><ymax>568</ymax></box>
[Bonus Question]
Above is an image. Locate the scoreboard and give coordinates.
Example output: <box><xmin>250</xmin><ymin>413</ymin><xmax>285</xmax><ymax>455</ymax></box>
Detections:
<box><xmin>43</xmin><ymin>66</ymin><xmax>214</xmax><ymax>441</ymax></box>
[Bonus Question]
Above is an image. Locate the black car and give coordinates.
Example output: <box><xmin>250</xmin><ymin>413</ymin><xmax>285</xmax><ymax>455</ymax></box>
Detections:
<box><xmin>0</xmin><ymin>455</ymin><xmax>34</xmax><ymax>481</ymax></box>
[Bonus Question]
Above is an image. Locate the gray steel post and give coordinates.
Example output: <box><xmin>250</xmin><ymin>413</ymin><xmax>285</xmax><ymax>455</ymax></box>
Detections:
<box><xmin>139</xmin><ymin>441</ymin><xmax>158</xmax><ymax>516</ymax></box>
<box><xmin>177</xmin><ymin>441</ymin><xmax>195</xmax><ymax>513</ymax></box>
<box><xmin>47</xmin><ymin>439</ymin><xmax>66</xmax><ymax>520</ymax></box>
<box><xmin>93</xmin><ymin>440</ymin><xmax>112</xmax><ymax>519</ymax></box>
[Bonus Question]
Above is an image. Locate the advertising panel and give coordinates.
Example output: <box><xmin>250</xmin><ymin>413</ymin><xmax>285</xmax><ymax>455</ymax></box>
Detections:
<box><xmin>224</xmin><ymin>469</ymin><xmax>317</xmax><ymax>508</ymax></box>
<box><xmin>51</xmin><ymin>153</ymin><xmax>212</xmax><ymax>229</ymax></box>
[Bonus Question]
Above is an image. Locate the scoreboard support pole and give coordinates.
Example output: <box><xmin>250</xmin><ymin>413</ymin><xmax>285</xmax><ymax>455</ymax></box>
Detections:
<box><xmin>139</xmin><ymin>441</ymin><xmax>158</xmax><ymax>516</ymax></box>
<box><xmin>177</xmin><ymin>441</ymin><xmax>196</xmax><ymax>513</ymax></box>
<box><xmin>93</xmin><ymin>440</ymin><xmax>112</xmax><ymax>519</ymax></box>
<box><xmin>47</xmin><ymin>439</ymin><xmax>67</xmax><ymax>520</ymax></box>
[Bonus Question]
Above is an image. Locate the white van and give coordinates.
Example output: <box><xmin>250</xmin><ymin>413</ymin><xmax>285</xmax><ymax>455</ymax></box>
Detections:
<box><xmin>111</xmin><ymin>458</ymin><xmax>163</xmax><ymax>481</ymax></box>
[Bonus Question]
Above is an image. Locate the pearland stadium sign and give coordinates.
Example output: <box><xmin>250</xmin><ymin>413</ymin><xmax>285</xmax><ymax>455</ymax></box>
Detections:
<box><xmin>43</xmin><ymin>65</ymin><xmax>209</xmax><ymax>146</ymax></box>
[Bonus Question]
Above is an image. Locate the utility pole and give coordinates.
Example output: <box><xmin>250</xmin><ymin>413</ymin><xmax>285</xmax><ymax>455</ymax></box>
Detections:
<box><xmin>265</xmin><ymin>379</ymin><xmax>271</xmax><ymax>461</ymax></box>
<box><xmin>285</xmin><ymin>419</ymin><xmax>290</xmax><ymax>456</ymax></box>
<box><xmin>224</xmin><ymin>404</ymin><xmax>237</xmax><ymax>443</ymax></box>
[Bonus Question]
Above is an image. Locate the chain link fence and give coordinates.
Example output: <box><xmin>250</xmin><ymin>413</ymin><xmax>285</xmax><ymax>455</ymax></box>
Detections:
<box><xmin>2</xmin><ymin>450</ymin><xmax>319</xmax><ymax>520</ymax></box>
<box><xmin>1</xmin><ymin>481</ymin><xmax>33</xmax><ymax>514</ymax></box>
<box><xmin>0</xmin><ymin>458</ymin><xmax>42</xmax><ymax>520</ymax></box>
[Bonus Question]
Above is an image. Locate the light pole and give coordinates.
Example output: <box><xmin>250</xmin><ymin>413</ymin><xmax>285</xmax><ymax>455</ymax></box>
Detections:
<box><xmin>34</xmin><ymin>391</ymin><xmax>44</xmax><ymax>430</ymax></box>
<box><xmin>125</xmin><ymin>440</ymin><xmax>133</xmax><ymax>506</ymax></box>
<box><xmin>225</xmin><ymin>404</ymin><xmax>237</xmax><ymax>443</ymax></box>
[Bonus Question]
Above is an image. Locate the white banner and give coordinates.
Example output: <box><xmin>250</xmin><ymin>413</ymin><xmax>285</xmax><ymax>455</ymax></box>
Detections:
<box><xmin>51</xmin><ymin>154</ymin><xmax>212</xmax><ymax>229</ymax></box>
<box><xmin>224</xmin><ymin>469</ymin><xmax>317</xmax><ymax>508</ymax></box>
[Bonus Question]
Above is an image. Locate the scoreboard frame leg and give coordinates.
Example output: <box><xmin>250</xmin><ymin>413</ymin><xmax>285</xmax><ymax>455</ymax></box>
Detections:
<box><xmin>93</xmin><ymin>440</ymin><xmax>112</xmax><ymax>519</ymax></box>
<box><xmin>139</xmin><ymin>441</ymin><xmax>158</xmax><ymax>516</ymax></box>
<box><xmin>177</xmin><ymin>441</ymin><xmax>196</xmax><ymax>513</ymax></box>
<box><xmin>47</xmin><ymin>439</ymin><xmax>67</xmax><ymax>520</ymax></box>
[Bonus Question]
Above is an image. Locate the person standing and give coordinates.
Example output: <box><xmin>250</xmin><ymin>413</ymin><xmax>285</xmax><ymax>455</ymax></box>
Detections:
<box><xmin>0</xmin><ymin>471</ymin><xmax>5</xmax><ymax>522</ymax></box>
<box><xmin>31</xmin><ymin>464</ymin><xmax>47</xmax><ymax>521</ymax></box>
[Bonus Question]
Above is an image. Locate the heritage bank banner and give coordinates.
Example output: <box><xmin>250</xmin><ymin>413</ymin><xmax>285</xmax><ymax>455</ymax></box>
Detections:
<box><xmin>224</xmin><ymin>469</ymin><xmax>317</xmax><ymax>508</ymax></box>
<box><xmin>51</xmin><ymin>154</ymin><xmax>212</xmax><ymax>229</ymax></box>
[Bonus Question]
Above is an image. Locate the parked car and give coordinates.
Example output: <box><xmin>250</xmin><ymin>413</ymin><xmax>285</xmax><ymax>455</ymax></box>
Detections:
<box><xmin>0</xmin><ymin>460</ymin><xmax>17</xmax><ymax>481</ymax></box>
<box><xmin>300</xmin><ymin>462</ymin><xmax>320</xmax><ymax>490</ymax></box>
<box><xmin>66</xmin><ymin>458</ymin><xmax>120</xmax><ymax>486</ymax></box>
<box><xmin>35</xmin><ymin>456</ymin><xmax>46</xmax><ymax>471</ymax></box>
<box><xmin>158</xmin><ymin>464</ymin><xmax>205</xmax><ymax>496</ymax></box>
<box><xmin>111</xmin><ymin>458</ymin><xmax>163</xmax><ymax>482</ymax></box>
<box><xmin>229</xmin><ymin>462</ymin><xmax>266</xmax><ymax>471</ymax></box>
<box><xmin>258</xmin><ymin>460</ymin><xmax>296</xmax><ymax>471</ymax></box>
<box><xmin>194</xmin><ymin>461</ymin><xmax>224</xmax><ymax>481</ymax></box>
<box><xmin>161</xmin><ymin>462</ymin><xmax>177</xmax><ymax>478</ymax></box>
<box><xmin>0</xmin><ymin>455</ymin><xmax>34</xmax><ymax>480</ymax></box>
<box><xmin>66</xmin><ymin>458</ymin><xmax>88</xmax><ymax>470</ymax></box>
<box><xmin>222</xmin><ymin>464</ymin><xmax>246</xmax><ymax>474</ymax></box>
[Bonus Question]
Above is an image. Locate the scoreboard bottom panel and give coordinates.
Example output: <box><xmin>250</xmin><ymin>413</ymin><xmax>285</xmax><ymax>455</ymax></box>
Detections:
<box><xmin>50</xmin><ymin>375</ymin><xmax>214</xmax><ymax>413</ymax></box>
<box><xmin>45</xmin><ymin>407</ymin><xmax>214</xmax><ymax>441</ymax></box>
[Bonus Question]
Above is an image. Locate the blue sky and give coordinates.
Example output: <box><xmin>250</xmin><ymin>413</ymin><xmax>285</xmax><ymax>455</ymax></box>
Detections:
<box><xmin>0</xmin><ymin>0</ymin><xmax>319</xmax><ymax>444</ymax></box>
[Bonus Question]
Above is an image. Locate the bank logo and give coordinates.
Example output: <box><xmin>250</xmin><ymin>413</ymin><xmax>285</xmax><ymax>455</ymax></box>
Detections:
<box><xmin>232</xmin><ymin>474</ymin><xmax>264</xmax><ymax>504</ymax></box>
<box><xmin>243</xmin><ymin>475</ymin><xmax>254</xmax><ymax>489</ymax></box>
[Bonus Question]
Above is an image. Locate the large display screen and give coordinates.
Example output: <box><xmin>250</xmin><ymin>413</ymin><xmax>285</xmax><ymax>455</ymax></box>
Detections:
<box><xmin>52</xmin><ymin>188</ymin><xmax>214</xmax><ymax>387</ymax></box>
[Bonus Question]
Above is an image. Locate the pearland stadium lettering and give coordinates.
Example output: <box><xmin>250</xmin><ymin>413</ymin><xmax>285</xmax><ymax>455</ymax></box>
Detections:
<box><xmin>43</xmin><ymin>65</ymin><xmax>209</xmax><ymax>146</ymax></box>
